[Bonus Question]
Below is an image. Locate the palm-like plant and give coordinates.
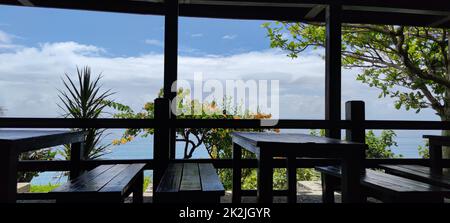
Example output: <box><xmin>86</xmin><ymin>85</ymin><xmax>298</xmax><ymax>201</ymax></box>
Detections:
<box><xmin>58</xmin><ymin>66</ymin><xmax>114</xmax><ymax>160</ymax></box>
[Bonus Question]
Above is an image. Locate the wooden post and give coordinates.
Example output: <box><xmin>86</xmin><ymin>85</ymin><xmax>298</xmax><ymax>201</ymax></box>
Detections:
<box><xmin>345</xmin><ymin>100</ymin><xmax>366</xmax><ymax>175</ymax></box>
<box><xmin>153</xmin><ymin>98</ymin><xmax>171</xmax><ymax>201</ymax></box>
<box><xmin>257</xmin><ymin>149</ymin><xmax>273</xmax><ymax>203</ymax></box>
<box><xmin>342</xmin><ymin>100</ymin><xmax>366</xmax><ymax>203</ymax></box>
<box><xmin>0</xmin><ymin>148</ymin><xmax>17</xmax><ymax>203</ymax></box>
<box><xmin>345</xmin><ymin>101</ymin><xmax>366</xmax><ymax>143</ymax></box>
<box><xmin>286</xmin><ymin>154</ymin><xmax>297</xmax><ymax>204</ymax></box>
<box><xmin>133</xmin><ymin>172</ymin><xmax>144</xmax><ymax>203</ymax></box>
<box><xmin>69</xmin><ymin>142</ymin><xmax>84</xmax><ymax>180</ymax></box>
<box><xmin>164</xmin><ymin>0</ymin><xmax>179</xmax><ymax>160</ymax></box>
<box><xmin>429</xmin><ymin>142</ymin><xmax>443</xmax><ymax>175</ymax></box>
<box><xmin>232</xmin><ymin>142</ymin><xmax>242</xmax><ymax>203</ymax></box>
<box><xmin>325</xmin><ymin>4</ymin><xmax>342</xmax><ymax>139</ymax></box>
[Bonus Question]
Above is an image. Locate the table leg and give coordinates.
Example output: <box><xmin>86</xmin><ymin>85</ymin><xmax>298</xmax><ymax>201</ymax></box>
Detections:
<box><xmin>0</xmin><ymin>149</ymin><xmax>17</xmax><ymax>203</ymax></box>
<box><xmin>70</xmin><ymin>142</ymin><xmax>85</xmax><ymax>180</ymax></box>
<box><xmin>287</xmin><ymin>155</ymin><xmax>297</xmax><ymax>204</ymax></box>
<box><xmin>232</xmin><ymin>143</ymin><xmax>242</xmax><ymax>203</ymax></box>
<box><xmin>429</xmin><ymin>143</ymin><xmax>443</xmax><ymax>175</ymax></box>
<box><xmin>133</xmin><ymin>172</ymin><xmax>144</xmax><ymax>203</ymax></box>
<box><xmin>341</xmin><ymin>149</ymin><xmax>365</xmax><ymax>203</ymax></box>
<box><xmin>257</xmin><ymin>150</ymin><xmax>272</xmax><ymax>203</ymax></box>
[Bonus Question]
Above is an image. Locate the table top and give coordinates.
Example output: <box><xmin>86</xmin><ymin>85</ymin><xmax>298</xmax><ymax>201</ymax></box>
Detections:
<box><xmin>232</xmin><ymin>132</ymin><xmax>364</xmax><ymax>146</ymax></box>
<box><xmin>231</xmin><ymin>132</ymin><xmax>366</xmax><ymax>156</ymax></box>
<box><xmin>0</xmin><ymin>130</ymin><xmax>85</xmax><ymax>152</ymax></box>
<box><xmin>423</xmin><ymin>135</ymin><xmax>450</xmax><ymax>145</ymax></box>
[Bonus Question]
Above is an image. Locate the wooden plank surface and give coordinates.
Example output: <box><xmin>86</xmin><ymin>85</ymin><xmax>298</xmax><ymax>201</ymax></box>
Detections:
<box><xmin>51</xmin><ymin>165</ymin><xmax>114</xmax><ymax>192</ymax></box>
<box><xmin>381</xmin><ymin>164</ymin><xmax>450</xmax><ymax>188</ymax></box>
<box><xmin>316</xmin><ymin>166</ymin><xmax>450</xmax><ymax>194</ymax></box>
<box><xmin>0</xmin><ymin>130</ymin><xmax>85</xmax><ymax>152</ymax></box>
<box><xmin>180</xmin><ymin>163</ymin><xmax>201</xmax><ymax>191</ymax></box>
<box><xmin>100</xmin><ymin>163</ymin><xmax>146</xmax><ymax>193</ymax></box>
<box><xmin>232</xmin><ymin>132</ymin><xmax>364</xmax><ymax>147</ymax></box>
<box><xmin>52</xmin><ymin>164</ymin><xmax>130</xmax><ymax>193</ymax></box>
<box><xmin>199</xmin><ymin>163</ymin><xmax>224</xmax><ymax>192</ymax></box>
<box><xmin>156</xmin><ymin>163</ymin><xmax>183</xmax><ymax>193</ymax></box>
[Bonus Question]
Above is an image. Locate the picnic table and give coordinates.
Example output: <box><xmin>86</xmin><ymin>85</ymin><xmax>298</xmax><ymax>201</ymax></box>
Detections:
<box><xmin>0</xmin><ymin>130</ymin><xmax>85</xmax><ymax>203</ymax></box>
<box><xmin>231</xmin><ymin>132</ymin><xmax>367</xmax><ymax>203</ymax></box>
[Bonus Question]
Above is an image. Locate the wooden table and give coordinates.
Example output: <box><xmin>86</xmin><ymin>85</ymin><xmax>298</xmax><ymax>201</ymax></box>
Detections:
<box><xmin>0</xmin><ymin>130</ymin><xmax>85</xmax><ymax>203</ymax></box>
<box><xmin>423</xmin><ymin>135</ymin><xmax>450</xmax><ymax>175</ymax></box>
<box><xmin>231</xmin><ymin>132</ymin><xmax>367</xmax><ymax>203</ymax></box>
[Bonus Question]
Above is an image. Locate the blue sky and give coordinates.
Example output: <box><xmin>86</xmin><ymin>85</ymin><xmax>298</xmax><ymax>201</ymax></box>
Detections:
<box><xmin>0</xmin><ymin>5</ymin><xmax>441</xmax><ymax>158</ymax></box>
<box><xmin>0</xmin><ymin>5</ymin><xmax>270</xmax><ymax>56</ymax></box>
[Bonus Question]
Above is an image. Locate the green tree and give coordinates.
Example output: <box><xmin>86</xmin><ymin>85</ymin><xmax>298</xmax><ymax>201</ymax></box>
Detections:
<box><xmin>58</xmin><ymin>66</ymin><xmax>114</xmax><ymax>160</ymax></box>
<box><xmin>107</xmin><ymin>89</ymin><xmax>316</xmax><ymax>189</ymax></box>
<box><xmin>264</xmin><ymin>22</ymin><xmax>450</xmax><ymax>158</ymax></box>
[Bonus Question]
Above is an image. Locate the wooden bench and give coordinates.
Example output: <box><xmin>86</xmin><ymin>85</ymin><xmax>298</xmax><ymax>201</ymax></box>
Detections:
<box><xmin>380</xmin><ymin>165</ymin><xmax>450</xmax><ymax>189</ymax></box>
<box><xmin>155</xmin><ymin>163</ymin><xmax>225</xmax><ymax>203</ymax></box>
<box><xmin>50</xmin><ymin>164</ymin><xmax>146</xmax><ymax>203</ymax></box>
<box><xmin>316</xmin><ymin>166</ymin><xmax>450</xmax><ymax>203</ymax></box>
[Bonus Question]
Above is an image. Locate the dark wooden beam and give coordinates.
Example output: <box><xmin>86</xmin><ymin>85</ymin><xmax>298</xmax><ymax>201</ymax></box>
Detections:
<box><xmin>163</xmin><ymin>0</ymin><xmax>179</xmax><ymax>100</ymax></box>
<box><xmin>163</xmin><ymin>0</ymin><xmax>179</xmax><ymax>160</ymax></box>
<box><xmin>430</xmin><ymin>16</ymin><xmax>450</xmax><ymax>27</ymax></box>
<box><xmin>17</xmin><ymin>0</ymin><xmax>33</xmax><ymax>6</ymax></box>
<box><xmin>1</xmin><ymin>1</ymin><xmax>450</xmax><ymax>27</ymax></box>
<box><xmin>304</xmin><ymin>5</ymin><xmax>326</xmax><ymax>19</ymax></box>
<box><xmin>324</xmin><ymin>4</ymin><xmax>342</xmax><ymax>139</ymax></box>
<box><xmin>2</xmin><ymin>117</ymin><xmax>450</xmax><ymax>130</ymax></box>
<box><xmin>153</xmin><ymin>98</ymin><xmax>171</xmax><ymax>196</ymax></box>
<box><xmin>16</xmin><ymin>158</ymin><xmax>450</xmax><ymax>172</ymax></box>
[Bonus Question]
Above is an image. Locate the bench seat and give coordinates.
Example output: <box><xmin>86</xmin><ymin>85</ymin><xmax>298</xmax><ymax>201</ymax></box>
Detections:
<box><xmin>316</xmin><ymin>166</ymin><xmax>450</xmax><ymax>203</ymax></box>
<box><xmin>380</xmin><ymin>164</ymin><xmax>450</xmax><ymax>189</ymax></box>
<box><xmin>155</xmin><ymin>163</ymin><xmax>225</xmax><ymax>203</ymax></box>
<box><xmin>51</xmin><ymin>164</ymin><xmax>146</xmax><ymax>203</ymax></box>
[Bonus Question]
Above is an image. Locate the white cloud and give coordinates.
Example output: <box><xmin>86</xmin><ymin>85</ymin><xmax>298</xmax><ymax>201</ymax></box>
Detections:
<box><xmin>0</xmin><ymin>30</ymin><xmax>12</xmax><ymax>43</ymax></box>
<box><xmin>191</xmin><ymin>33</ymin><xmax>204</xmax><ymax>38</ymax></box>
<box><xmin>0</xmin><ymin>38</ymin><xmax>438</xmax><ymax>124</ymax></box>
<box><xmin>0</xmin><ymin>30</ymin><xmax>22</xmax><ymax>50</ymax></box>
<box><xmin>144</xmin><ymin>39</ymin><xmax>163</xmax><ymax>47</ymax></box>
<box><xmin>222</xmin><ymin>34</ymin><xmax>237</xmax><ymax>40</ymax></box>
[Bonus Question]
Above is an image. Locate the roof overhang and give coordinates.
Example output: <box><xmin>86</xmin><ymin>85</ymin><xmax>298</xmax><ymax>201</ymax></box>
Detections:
<box><xmin>1</xmin><ymin>0</ymin><xmax>450</xmax><ymax>27</ymax></box>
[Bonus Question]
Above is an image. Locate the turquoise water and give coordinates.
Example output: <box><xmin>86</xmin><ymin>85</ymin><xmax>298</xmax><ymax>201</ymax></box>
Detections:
<box><xmin>30</xmin><ymin>130</ymin><xmax>210</xmax><ymax>185</ymax></box>
<box><xmin>30</xmin><ymin>129</ymin><xmax>429</xmax><ymax>185</ymax></box>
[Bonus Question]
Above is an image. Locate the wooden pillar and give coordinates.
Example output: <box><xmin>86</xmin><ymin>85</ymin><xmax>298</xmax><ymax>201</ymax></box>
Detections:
<box><xmin>325</xmin><ymin>4</ymin><xmax>342</xmax><ymax>139</ymax></box>
<box><xmin>153</xmin><ymin>98</ymin><xmax>171</xmax><ymax>200</ymax></box>
<box><xmin>69</xmin><ymin>142</ymin><xmax>85</xmax><ymax>180</ymax></box>
<box><xmin>164</xmin><ymin>0</ymin><xmax>179</xmax><ymax>159</ymax></box>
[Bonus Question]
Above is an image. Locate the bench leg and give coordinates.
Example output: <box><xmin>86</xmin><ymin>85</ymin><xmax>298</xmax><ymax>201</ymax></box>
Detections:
<box><xmin>321</xmin><ymin>173</ymin><xmax>337</xmax><ymax>203</ymax></box>
<box><xmin>133</xmin><ymin>172</ymin><xmax>144</xmax><ymax>203</ymax></box>
<box><xmin>287</xmin><ymin>155</ymin><xmax>297</xmax><ymax>204</ymax></box>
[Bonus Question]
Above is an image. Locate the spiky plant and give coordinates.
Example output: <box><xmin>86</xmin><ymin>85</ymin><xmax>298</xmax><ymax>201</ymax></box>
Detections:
<box><xmin>58</xmin><ymin>66</ymin><xmax>114</xmax><ymax>160</ymax></box>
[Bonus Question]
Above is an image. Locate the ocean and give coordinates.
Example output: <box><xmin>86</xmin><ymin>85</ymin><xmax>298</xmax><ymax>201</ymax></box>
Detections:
<box><xmin>30</xmin><ymin>129</ymin><xmax>433</xmax><ymax>185</ymax></box>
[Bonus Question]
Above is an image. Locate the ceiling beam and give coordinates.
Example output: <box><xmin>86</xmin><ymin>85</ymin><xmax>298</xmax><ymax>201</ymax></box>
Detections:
<box><xmin>17</xmin><ymin>0</ymin><xmax>33</xmax><ymax>6</ymax></box>
<box><xmin>304</xmin><ymin>5</ymin><xmax>326</xmax><ymax>19</ymax></box>
<box><xmin>430</xmin><ymin>16</ymin><xmax>450</xmax><ymax>27</ymax></box>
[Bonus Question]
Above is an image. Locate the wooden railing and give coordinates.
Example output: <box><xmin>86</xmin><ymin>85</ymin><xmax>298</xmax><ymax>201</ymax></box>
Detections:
<box><xmin>2</xmin><ymin>99</ymin><xmax>450</xmax><ymax>200</ymax></box>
